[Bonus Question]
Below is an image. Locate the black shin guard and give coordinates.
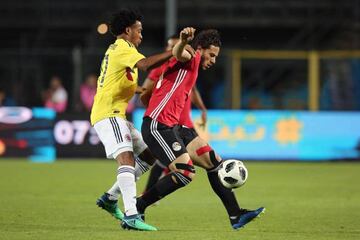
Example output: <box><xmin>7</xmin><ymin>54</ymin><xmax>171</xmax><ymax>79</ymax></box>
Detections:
<box><xmin>137</xmin><ymin>172</ymin><xmax>192</xmax><ymax>213</ymax></box>
<box><xmin>205</xmin><ymin>151</ymin><xmax>241</xmax><ymax>216</ymax></box>
<box><xmin>144</xmin><ymin>162</ymin><xmax>165</xmax><ymax>192</ymax></box>
<box><xmin>207</xmin><ymin>170</ymin><xmax>242</xmax><ymax>217</ymax></box>
<box><xmin>209</xmin><ymin>150</ymin><xmax>220</xmax><ymax>168</ymax></box>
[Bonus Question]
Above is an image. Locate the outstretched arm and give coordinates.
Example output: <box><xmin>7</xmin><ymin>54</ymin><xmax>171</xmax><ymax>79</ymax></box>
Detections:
<box><xmin>137</xmin><ymin>27</ymin><xmax>196</xmax><ymax>71</ymax></box>
<box><xmin>136</xmin><ymin>50</ymin><xmax>173</xmax><ymax>72</ymax></box>
<box><xmin>140</xmin><ymin>78</ymin><xmax>156</xmax><ymax>107</ymax></box>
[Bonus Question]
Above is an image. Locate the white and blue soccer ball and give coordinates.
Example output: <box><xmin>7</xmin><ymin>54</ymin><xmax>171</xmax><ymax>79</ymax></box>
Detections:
<box><xmin>218</xmin><ymin>159</ymin><xmax>248</xmax><ymax>189</ymax></box>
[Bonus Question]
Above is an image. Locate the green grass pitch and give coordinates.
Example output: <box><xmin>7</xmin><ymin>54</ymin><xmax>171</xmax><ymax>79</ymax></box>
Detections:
<box><xmin>0</xmin><ymin>159</ymin><xmax>359</xmax><ymax>240</ymax></box>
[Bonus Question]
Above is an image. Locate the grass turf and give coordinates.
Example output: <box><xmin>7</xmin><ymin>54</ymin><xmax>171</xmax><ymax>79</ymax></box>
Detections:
<box><xmin>0</xmin><ymin>159</ymin><xmax>359</xmax><ymax>240</ymax></box>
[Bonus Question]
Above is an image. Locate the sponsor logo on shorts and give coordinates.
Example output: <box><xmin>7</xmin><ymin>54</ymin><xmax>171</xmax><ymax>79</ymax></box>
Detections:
<box><xmin>125</xmin><ymin>134</ymin><xmax>131</xmax><ymax>142</ymax></box>
<box><xmin>172</xmin><ymin>142</ymin><xmax>181</xmax><ymax>151</ymax></box>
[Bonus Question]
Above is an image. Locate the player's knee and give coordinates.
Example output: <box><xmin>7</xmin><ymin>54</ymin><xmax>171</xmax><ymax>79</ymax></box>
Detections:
<box><xmin>171</xmin><ymin>160</ymin><xmax>196</xmax><ymax>184</ymax></box>
<box><xmin>170</xmin><ymin>171</ymin><xmax>193</xmax><ymax>187</ymax></box>
<box><xmin>195</xmin><ymin>146</ymin><xmax>222</xmax><ymax>171</ymax></box>
<box><xmin>115</xmin><ymin>151</ymin><xmax>135</xmax><ymax>166</ymax></box>
<box><xmin>208</xmin><ymin>150</ymin><xmax>222</xmax><ymax>170</ymax></box>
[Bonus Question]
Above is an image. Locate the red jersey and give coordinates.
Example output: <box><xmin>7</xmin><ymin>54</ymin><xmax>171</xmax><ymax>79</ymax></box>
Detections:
<box><xmin>147</xmin><ymin>65</ymin><xmax>163</xmax><ymax>81</ymax></box>
<box><xmin>178</xmin><ymin>94</ymin><xmax>194</xmax><ymax>128</ymax></box>
<box><xmin>144</xmin><ymin>52</ymin><xmax>201</xmax><ymax>127</ymax></box>
<box><xmin>147</xmin><ymin>63</ymin><xmax>194</xmax><ymax>128</ymax></box>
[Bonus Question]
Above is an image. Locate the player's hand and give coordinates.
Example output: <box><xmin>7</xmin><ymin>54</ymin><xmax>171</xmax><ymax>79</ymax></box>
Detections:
<box><xmin>135</xmin><ymin>86</ymin><xmax>146</xmax><ymax>94</ymax></box>
<box><xmin>180</xmin><ymin>27</ymin><xmax>195</xmax><ymax>43</ymax></box>
<box><xmin>198</xmin><ymin>109</ymin><xmax>207</xmax><ymax>129</ymax></box>
<box><xmin>184</xmin><ymin>44</ymin><xmax>196</xmax><ymax>58</ymax></box>
<box><xmin>140</xmin><ymin>89</ymin><xmax>152</xmax><ymax>107</ymax></box>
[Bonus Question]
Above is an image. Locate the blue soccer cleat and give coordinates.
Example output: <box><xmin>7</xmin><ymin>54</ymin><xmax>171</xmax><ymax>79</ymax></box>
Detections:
<box><xmin>232</xmin><ymin>207</ymin><xmax>265</xmax><ymax>230</ymax></box>
<box><xmin>96</xmin><ymin>193</ymin><xmax>124</xmax><ymax>221</ymax></box>
<box><xmin>121</xmin><ymin>214</ymin><xmax>157</xmax><ymax>231</ymax></box>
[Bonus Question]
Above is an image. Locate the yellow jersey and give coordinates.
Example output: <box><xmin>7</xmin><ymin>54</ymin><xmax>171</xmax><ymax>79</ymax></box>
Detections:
<box><xmin>90</xmin><ymin>39</ymin><xmax>145</xmax><ymax>125</ymax></box>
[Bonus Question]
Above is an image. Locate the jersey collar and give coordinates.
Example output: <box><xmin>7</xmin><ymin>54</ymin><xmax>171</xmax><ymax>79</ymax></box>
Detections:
<box><xmin>116</xmin><ymin>38</ymin><xmax>135</xmax><ymax>48</ymax></box>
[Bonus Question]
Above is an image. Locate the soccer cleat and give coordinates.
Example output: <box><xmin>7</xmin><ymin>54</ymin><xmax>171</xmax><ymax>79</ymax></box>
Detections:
<box><xmin>138</xmin><ymin>213</ymin><xmax>145</xmax><ymax>221</ymax></box>
<box><xmin>232</xmin><ymin>207</ymin><xmax>265</xmax><ymax>230</ymax></box>
<box><xmin>121</xmin><ymin>214</ymin><xmax>157</xmax><ymax>231</ymax></box>
<box><xmin>96</xmin><ymin>193</ymin><xmax>124</xmax><ymax>221</ymax></box>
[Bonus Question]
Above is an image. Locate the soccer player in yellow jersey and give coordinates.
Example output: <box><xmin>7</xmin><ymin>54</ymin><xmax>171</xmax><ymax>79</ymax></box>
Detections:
<box><xmin>91</xmin><ymin>9</ymin><xmax>177</xmax><ymax>231</ymax></box>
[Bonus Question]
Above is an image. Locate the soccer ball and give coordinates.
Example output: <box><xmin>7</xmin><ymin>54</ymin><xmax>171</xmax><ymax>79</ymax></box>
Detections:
<box><xmin>218</xmin><ymin>159</ymin><xmax>248</xmax><ymax>188</ymax></box>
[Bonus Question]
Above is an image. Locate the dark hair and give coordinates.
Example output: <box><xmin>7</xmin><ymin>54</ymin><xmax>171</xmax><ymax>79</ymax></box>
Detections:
<box><xmin>110</xmin><ymin>8</ymin><xmax>143</xmax><ymax>36</ymax></box>
<box><xmin>191</xmin><ymin>29</ymin><xmax>221</xmax><ymax>49</ymax></box>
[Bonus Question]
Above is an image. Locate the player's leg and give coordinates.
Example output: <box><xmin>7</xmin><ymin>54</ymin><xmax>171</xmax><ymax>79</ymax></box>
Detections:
<box><xmin>137</xmin><ymin>118</ymin><xmax>195</xmax><ymax>216</ymax></box>
<box><xmin>130</xmin><ymin>121</ymin><xmax>169</xmax><ymax>195</ymax></box>
<box><xmin>94</xmin><ymin>118</ymin><xmax>125</xmax><ymax>221</ymax></box>
<box><xmin>181</xmin><ymin>128</ymin><xmax>243</xmax><ymax>220</ymax></box>
<box><xmin>131</xmin><ymin>120</ymin><xmax>169</xmax><ymax>204</ymax></box>
<box><xmin>137</xmin><ymin>153</ymin><xmax>194</xmax><ymax>216</ymax></box>
<box><xmin>94</xmin><ymin>117</ymin><xmax>157</xmax><ymax>231</ymax></box>
<box><xmin>97</xmin><ymin>125</ymin><xmax>157</xmax><ymax>217</ymax></box>
<box><xmin>129</xmin><ymin>122</ymin><xmax>156</xmax><ymax>179</ymax></box>
<box><xmin>185</xmin><ymin>130</ymin><xmax>264</xmax><ymax>229</ymax></box>
<box><xmin>96</xmin><ymin>182</ymin><xmax>123</xmax><ymax>220</ymax></box>
<box><xmin>102</xmin><ymin>152</ymin><xmax>157</xmax><ymax>201</ymax></box>
<box><xmin>143</xmin><ymin>160</ymin><xmax>167</xmax><ymax>193</ymax></box>
<box><xmin>97</xmin><ymin>153</ymin><xmax>152</xmax><ymax>218</ymax></box>
<box><xmin>188</xmin><ymin>138</ymin><xmax>243</xmax><ymax>225</ymax></box>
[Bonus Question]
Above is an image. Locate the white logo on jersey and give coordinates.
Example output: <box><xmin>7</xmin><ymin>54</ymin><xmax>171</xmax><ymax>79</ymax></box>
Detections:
<box><xmin>156</xmin><ymin>74</ymin><xmax>163</xmax><ymax>89</ymax></box>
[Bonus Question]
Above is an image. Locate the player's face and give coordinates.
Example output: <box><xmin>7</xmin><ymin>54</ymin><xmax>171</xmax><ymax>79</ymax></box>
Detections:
<box><xmin>200</xmin><ymin>45</ymin><xmax>220</xmax><ymax>70</ymax></box>
<box><xmin>129</xmin><ymin>21</ymin><xmax>143</xmax><ymax>47</ymax></box>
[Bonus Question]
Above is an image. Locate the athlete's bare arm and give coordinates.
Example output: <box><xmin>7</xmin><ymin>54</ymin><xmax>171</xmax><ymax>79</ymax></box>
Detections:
<box><xmin>135</xmin><ymin>44</ymin><xmax>194</xmax><ymax>72</ymax></box>
<box><xmin>172</xmin><ymin>27</ymin><xmax>196</xmax><ymax>62</ymax></box>
<box><xmin>135</xmin><ymin>85</ymin><xmax>145</xmax><ymax>94</ymax></box>
<box><xmin>136</xmin><ymin>50</ymin><xmax>173</xmax><ymax>72</ymax></box>
<box><xmin>140</xmin><ymin>78</ymin><xmax>155</xmax><ymax>107</ymax></box>
<box><xmin>191</xmin><ymin>86</ymin><xmax>207</xmax><ymax>126</ymax></box>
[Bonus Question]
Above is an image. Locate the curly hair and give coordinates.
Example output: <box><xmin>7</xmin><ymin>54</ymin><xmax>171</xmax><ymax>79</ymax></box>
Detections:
<box><xmin>191</xmin><ymin>29</ymin><xmax>221</xmax><ymax>49</ymax></box>
<box><xmin>109</xmin><ymin>8</ymin><xmax>143</xmax><ymax>36</ymax></box>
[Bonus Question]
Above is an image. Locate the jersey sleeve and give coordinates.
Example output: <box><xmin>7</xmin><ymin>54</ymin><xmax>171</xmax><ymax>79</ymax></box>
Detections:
<box><xmin>167</xmin><ymin>57</ymin><xmax>180</xmax><ymax>69</ymax></box>
<box><xmin>189</xmin><ymin>51</ymin><xmax>201</xmax><ymax>70</ymax></box>
<box><xmin>167</xmin><ymin>52</ymin><xmax>200</xmax><ymax>71</ymax></box>
<box><xmin>121</xmin><ymin>46</ymin><xmax>145</xmax><ymax>69</ymax></box>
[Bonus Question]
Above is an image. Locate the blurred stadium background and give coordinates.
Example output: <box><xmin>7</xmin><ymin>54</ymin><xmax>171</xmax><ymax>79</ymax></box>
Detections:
<box><xmin>1</xmin><ymin>0</ymin><xmax>360</xmax><ymax>161</ymax></box>
<box><xmin>0</xmin><ymin>1</ymin><xmax>360</xmax><ymax>239</ymax></box>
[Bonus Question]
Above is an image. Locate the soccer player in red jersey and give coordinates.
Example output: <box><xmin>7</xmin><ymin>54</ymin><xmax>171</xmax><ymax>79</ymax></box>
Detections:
<box><xmin>140</xmin><ymin>35</ymin><xmax>207</xmax><ymax>194</ymax></box>
<box><xmin>140</xmin><ymin>34</ymin><xmax>264</xmax><ymax>229</ymax></box>
<box><xmin>137</xmin><ymin>28</ymin><xmax>264</xmax><ymax>229</ymax></box>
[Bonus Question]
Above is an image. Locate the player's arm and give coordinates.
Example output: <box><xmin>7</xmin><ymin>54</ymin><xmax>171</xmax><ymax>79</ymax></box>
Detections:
<box><xmin>172</xmin><ymin>27</ymin><xmax>196</xmax><ymax>62</ymax></box>
<box><xmin>135</xmin><ymin>85</ymin><xmax>145</xmax><ymax>94</ymax></box>
<box><xmin>136</xmin><ymin>50</ymin><xmax>173</xmax><ymax>72</ymax></box>
<box><xmin>191</xmin><ymin>86</ymin><xmax>207</xmax><ymax>126</ymax></box>
<box><xmin>140</xmin><ymin>78</ymin><xmax>156</xmax><ymax>107</ymax></box>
